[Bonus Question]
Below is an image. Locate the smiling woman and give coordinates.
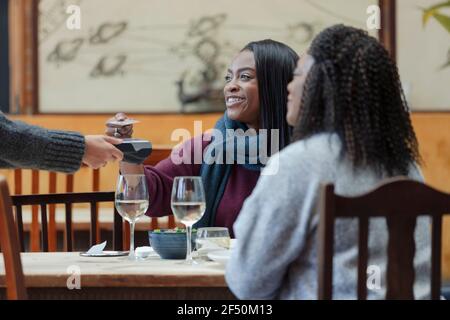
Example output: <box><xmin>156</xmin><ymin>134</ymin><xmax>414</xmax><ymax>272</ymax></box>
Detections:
<box><xmin>224</xmin><ymin>51</ymin><xmax>260</xmax><ymax>129</ymax></box>
<box><xmin>105</xmin><ymin>39</ymin><xmax>299</xmax><ymax>237</ymax></box>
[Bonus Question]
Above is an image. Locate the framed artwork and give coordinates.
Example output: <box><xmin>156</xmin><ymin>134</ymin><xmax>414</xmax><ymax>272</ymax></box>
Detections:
<box><xmin>37</xmin><ymin>0</ymin><xmax>378</xmax><ymax>113</ymax></box>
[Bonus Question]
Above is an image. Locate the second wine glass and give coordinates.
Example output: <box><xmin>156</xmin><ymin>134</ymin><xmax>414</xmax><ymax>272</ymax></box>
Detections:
<box><xmin>171</xmin><ymin>176</ymin><xmax>206</xmax><ymax>265</ymax></box>
<box><xmin>115</xmin><ymin>174</ymin><xmax>149</xmax><ymax>260</ymax></box>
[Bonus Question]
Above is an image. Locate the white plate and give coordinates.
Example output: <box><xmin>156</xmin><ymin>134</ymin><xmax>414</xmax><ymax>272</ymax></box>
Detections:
<box><xmin>79</xmin><ymin>250</ymin><xmax>129</xmax><ymax>257</ymax></box>
<box><xmin>207</xmin><ymin>250</ymin><xmax>231</xmax><ymax>265</ymax></box>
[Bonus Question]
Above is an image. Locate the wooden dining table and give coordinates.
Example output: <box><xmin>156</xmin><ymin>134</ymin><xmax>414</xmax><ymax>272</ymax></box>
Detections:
<box><xmin>0</xmin><ymin>252</ymin><xmax>235</xmax><ymax>299</ymax></box>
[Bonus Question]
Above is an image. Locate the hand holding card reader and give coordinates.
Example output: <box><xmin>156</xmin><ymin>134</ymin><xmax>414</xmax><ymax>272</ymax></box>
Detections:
<box><xmin>115</xmin><ymin>138</ymin><xmax>152</xmax><ymax>164</ymax></box>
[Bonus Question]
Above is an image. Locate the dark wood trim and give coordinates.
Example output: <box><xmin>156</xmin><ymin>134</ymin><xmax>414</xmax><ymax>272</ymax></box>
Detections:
<box><xmin>48</xmin><ymin>172</ymin><xmax>57</xmax><ymax>251</ymax></box>
<box><xmin>14</xmin><ymin>169</ymin><xmax>22</xmax><ymax>195</ymax></box>
<box><xmin>431</xmin><ymin>214</ymin><xmax>443</xmax><ymax>300</ymax></box>
<box><xmin>31</xmin><ymin>0</ymin><xmax>39</xmax><ymax>114</ymax></box>
<box><xmin>39</xmin><ymin>203</ymin><xmax>48</xmax><ymax>252</ymax></box>
<box><xmin>317</xmin><ymin>184</ymin><xmax>335</xmax><ymax>300</ymax></box>
<box><xmin>12</xmin><ymin>191</ymin><xmax>116</xmax><ymax>205</ymax></box>
<box><xmin>8</xmin><ymin>0</ymin><xmax>23</xmax><ymax>114</ymax></box>
<box><xmin>379</xmin><ymin>0</ymin><xmax>397</xmax><ymax>61</ymax></box>
<box><xmin>15</xmin><ymin>205</ymin><xmax>25</xmax><ymax>252</ymax></box>
<box><xmin>0</xmin><ymin>0</ymin><xmax>10</xmax><ymax>113</ymax></box>
<box><xmin>31</xmin><ymin>169</ymin><xmax>39</xmax><ymax>251</ymax></box>
<box><xmin>8</xmin><ymin>0</ymin><xmax>38</xmax><ymax>114</ymax></box>
<box><xmin>0</xmin><ymin>287</ymin><xmax>235</xmax><ymax>300</ymax></box>
<box><xmin>357</xmin><ymin>217</ymin><xmax>369</xmax><ymax>300</ymax></box>
<box><xmin>64</xmin><ymin>203</ymin><xmax>72</xmax><ymax>252</ymax></box>
<box><xmin>89</xmin><ymin>201</ymin><xmax>98</xmax><ymax>247</ymax></box>
<box><xmin>113</xmin><ymin>207</ymin><xmax>123</xmax><ymax>251</ymax></box>
<box><xmin>386</xmin><ymin>215</ymin><xmax>416</xmax><ymax>299</ymax></box>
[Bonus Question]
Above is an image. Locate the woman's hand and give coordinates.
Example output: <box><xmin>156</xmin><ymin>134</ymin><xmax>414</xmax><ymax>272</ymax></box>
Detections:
<box><xmin>105</xmin><ymin>112</ymin><xmax>134</xmax><ymax>139</ymax></box>
<box><xmin>82</xmin><ymin>135</ymin><xmax>123</xmax><ymax>169</ymax></box>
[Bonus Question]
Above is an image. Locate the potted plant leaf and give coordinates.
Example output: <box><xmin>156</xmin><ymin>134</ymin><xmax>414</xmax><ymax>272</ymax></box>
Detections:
<box><xmin>422</xmin><ymin>1</ymin><xmax>450</xmax><ymax>69</ymax></box>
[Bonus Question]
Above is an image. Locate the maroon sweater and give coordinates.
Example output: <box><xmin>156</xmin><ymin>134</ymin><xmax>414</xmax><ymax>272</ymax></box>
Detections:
<box><xmin>144</xmin><ymin>134</ymin><xmax>260</xmax><ymax>237</ymax></box>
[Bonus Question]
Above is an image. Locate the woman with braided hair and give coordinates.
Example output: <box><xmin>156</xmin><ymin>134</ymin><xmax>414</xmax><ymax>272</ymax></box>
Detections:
<box><xmin>226</xmin><ymin>25</ymin><xmax>430</xmax><ymax>299</ymax></box>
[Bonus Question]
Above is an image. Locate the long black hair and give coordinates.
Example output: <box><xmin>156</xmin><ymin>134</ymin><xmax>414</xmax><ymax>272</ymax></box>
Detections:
<box><xmin>292</xmin><ymin>24</ymin><xmax>420</xmax><ymax>176</ymax></box>
<box><xmin>242</xmin><ymin>40</ymin><xmax>299</xmax><ymax>152</ymax></box>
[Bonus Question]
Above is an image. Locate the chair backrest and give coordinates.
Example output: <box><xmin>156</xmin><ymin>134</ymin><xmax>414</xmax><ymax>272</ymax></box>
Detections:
<box><xmin>11</xmin><ymin>192</ymin><xmax>123</xmax><ymax>252</ymax></box>
<box><xmin>318</xmin><ymin>177</ymin><xmax>450</xmax><ymax>300</ymax></box>
<box><xmin>8</xmin><ymin>145</ymin><xmax>174</xmax><ymax>253</ymax></box>
<box><xmin>0</xmin><ymin>176</ymin><xmax>27</xmax><ymax>300</ymax></box>
<box><xmin>13</xmin><ymin>166</ymin><xmax>100</xmax><ymax>251</ymax></box>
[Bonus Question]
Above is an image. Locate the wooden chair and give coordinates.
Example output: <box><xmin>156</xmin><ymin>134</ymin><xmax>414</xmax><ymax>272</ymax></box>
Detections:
<box><xmin>11</xmin><ymin>191</ymin><xmax>123</xmax><ymax>252</ymax></box>
<box><xmin>318</xmin><ymin>177</ymin><xmax>450</xmax><ymax>300</ymax></box>
<box><xmin>0</xmin><ymin>176</ymin><xmax>27</xmax><ymax>300</ymax></box>
<box><xmin>8</xmin><ymin>145</ymin><xmax>175</xmax><ymax>253</ymax></box>
<box><xmin>13</xmin><ymin>167</ymin><xmax>100</xmax><ymax>251</ymax></box>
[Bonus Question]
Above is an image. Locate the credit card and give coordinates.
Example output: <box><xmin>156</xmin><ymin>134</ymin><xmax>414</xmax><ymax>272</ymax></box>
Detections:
<box><xmin>106</xmin><ymin>119</ymin><xmax>140</xmax><ymax>127</ymax></box>
<box><xmin>115</xmin><ymin>138</ymin><xmax>152</xmax><ymax>164</ymax></box>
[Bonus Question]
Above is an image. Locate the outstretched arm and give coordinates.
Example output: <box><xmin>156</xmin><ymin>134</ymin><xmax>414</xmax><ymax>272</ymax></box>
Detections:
<box><xmin>0</xmin><ymin>113</ymin><xmax>123</xmax><ymax>173</ymax></box>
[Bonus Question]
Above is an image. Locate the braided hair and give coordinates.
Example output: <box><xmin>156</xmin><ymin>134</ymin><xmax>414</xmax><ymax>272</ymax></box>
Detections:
<box><xmin>292</xmin><ymin>24</ymin><xmax>420</xmax><ymax>176</ymax></box>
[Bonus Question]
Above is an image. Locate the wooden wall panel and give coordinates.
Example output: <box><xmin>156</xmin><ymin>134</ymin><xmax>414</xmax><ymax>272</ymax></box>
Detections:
<box><xmin>379</xmin><ymin>0</ymin><xmax>396</xmax><ymax>60</ymax></box>
<box><xmin>411</xmin><ymin>113</ymin><xmax>450</xmax><ymax>282</ymax></box>
<box><xmin>8</xmin><ymin>0</ymin><xmax>38</xmax><ymax>114</ymax></box>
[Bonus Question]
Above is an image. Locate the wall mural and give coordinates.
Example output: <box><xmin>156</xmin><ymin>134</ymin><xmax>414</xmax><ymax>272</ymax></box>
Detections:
<box><xmin>38</xmin><ymin>0</ymin><xmax>376</xmax><ymax>113</ymax></box>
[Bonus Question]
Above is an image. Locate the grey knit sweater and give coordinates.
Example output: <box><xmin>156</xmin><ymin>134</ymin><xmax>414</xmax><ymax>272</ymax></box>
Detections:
<box><xmin>0</xmin><ymin>112</ymin><xmax>85</xmax><ymax>173</ymax></box>
<box><xmin>226</xmin><ymin>133</ymin><xmax>431</xmax><ymax>299</ymax></box>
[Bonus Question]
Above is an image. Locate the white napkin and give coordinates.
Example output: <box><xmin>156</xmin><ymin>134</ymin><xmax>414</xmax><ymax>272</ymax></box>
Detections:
<box><xmin>135</xmin><ymin>246</ymin><xmax>156</xmax><ymax>259</ymax></box>
<box><xmin>86</xmin><ymin>241</ymin><xmax>107</xmax><ymax>254</ymax></box>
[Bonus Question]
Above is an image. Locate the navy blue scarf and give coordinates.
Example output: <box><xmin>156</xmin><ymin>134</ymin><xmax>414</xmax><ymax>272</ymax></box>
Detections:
<box><xmin>195</xmin><ymin>112</ymin><xmax>266</xmax><ymax>228</ymax></box>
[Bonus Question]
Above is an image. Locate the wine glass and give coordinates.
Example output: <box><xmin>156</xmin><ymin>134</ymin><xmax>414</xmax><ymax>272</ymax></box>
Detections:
<box><xmin>115</xmin><ymin>174</ymin><xmax>149</xmax><ymax>260</ymax></box>
<box><xmin>196</xmin><ymin>227</ymin><xmax>231</xmax><ymax>261</ymax></box>
<box><xmin>171</xmin><ymin>177</ymin><xmax>206</xmax><ymax>265</ymax></box>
